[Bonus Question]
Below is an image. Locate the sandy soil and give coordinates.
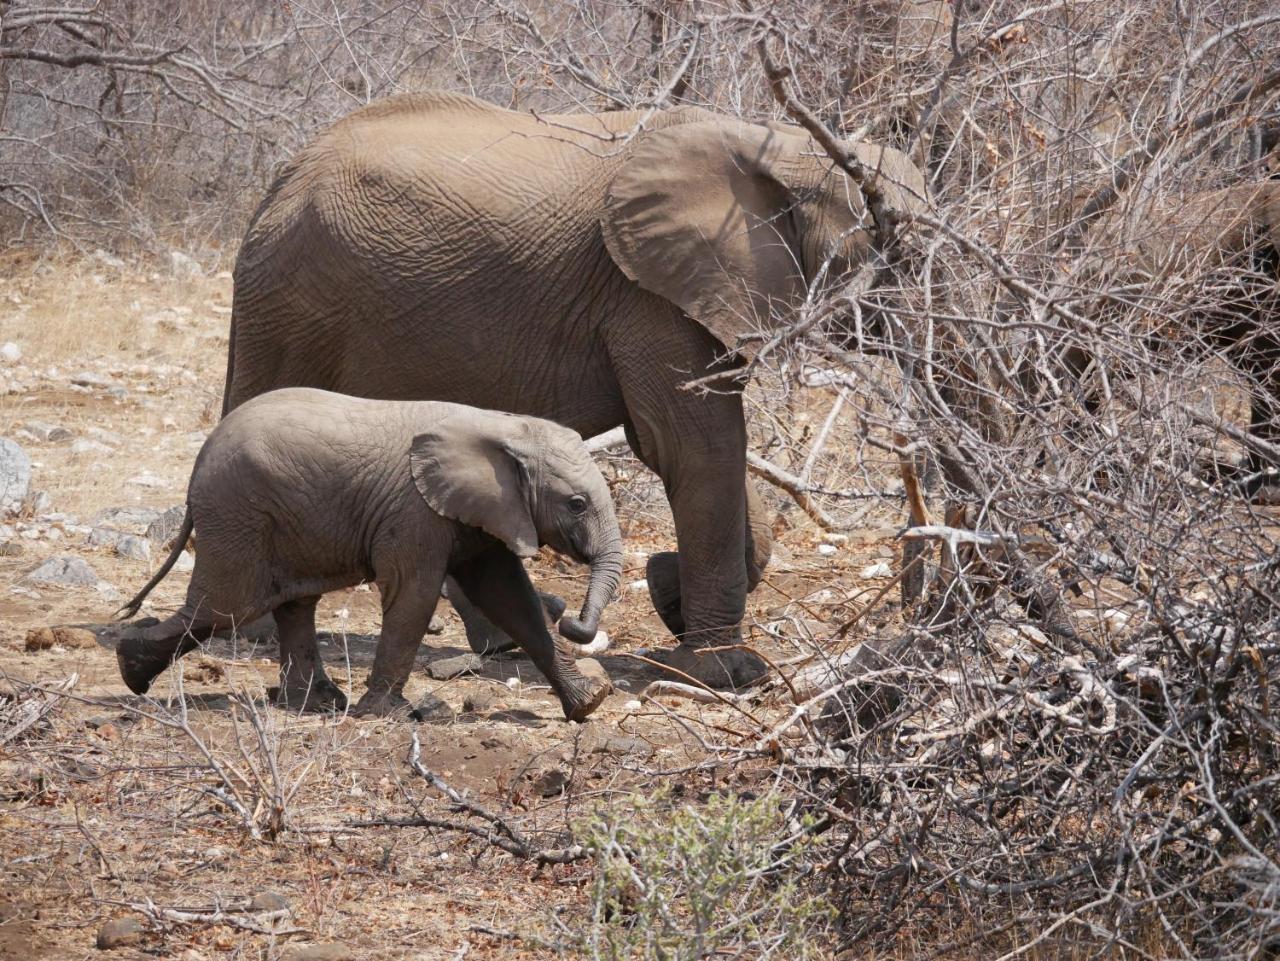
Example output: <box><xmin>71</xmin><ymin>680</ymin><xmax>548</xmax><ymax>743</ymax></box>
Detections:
<box><xmin>0</xmin><ymin>256</ymin><xmax>902</xmax><ymax>960</ymax></box>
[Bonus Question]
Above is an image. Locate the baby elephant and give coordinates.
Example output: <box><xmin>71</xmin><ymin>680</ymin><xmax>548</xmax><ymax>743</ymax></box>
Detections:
<box><xmin>115</xmin><ymin>388</ymin><xmax>622</xmax><ymax>720</ymax></box>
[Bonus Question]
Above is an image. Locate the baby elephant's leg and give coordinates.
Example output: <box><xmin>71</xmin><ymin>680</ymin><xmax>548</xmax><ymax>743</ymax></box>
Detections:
<box><xmin>352</xmin><ymin>580</ymin><xmax>441</xmax><ymax>718</ymax></box>
<box><xmin>444</xmin><ymin>576</ymin><xmax>567</xmax><ymax>655</ymax></box>
<box><xmin>275</xmin><ymin>596</ymin><xmax>348</xmax><ymax>713</ymax></box>
<box><xmin>451</xmin><ymin>546</ymin><xmax>610</xmax><ymax>721</ymax></box>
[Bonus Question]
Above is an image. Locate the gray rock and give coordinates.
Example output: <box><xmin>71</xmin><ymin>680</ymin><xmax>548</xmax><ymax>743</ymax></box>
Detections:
<box><xmin>84</xmin><ymin>426</ymin><xmax>125</xmax><ymax>446</ymax></box>
<box><xmin>426</xmin><ymin>652</ymin><xmax>485</xmax><ymax>680</ymax></box>
<box><xmin>283</xmin><ymin>946</ymin><xmax>353</xmax><ymax>961</ymax></box>
<box><xmin>71</xmin><ymin>370</ymin><xmax>113</xmax><ymax>388</ymax></box>
<box><xmin>115</xmin><ymin>534</ymin><xmax>150</xmax><ymax>561</ymax></box>
<box><xmin>21</xmin><ymin>421</ymin><xmax>72</xmax><ymax>443</ymax></box>
<box><xmin>70</xmin><ymin>438</ymin><xmax>114</xmax><ymax>455</ymax></box>
<box><xmin>96</xmin><ymin>916</ymin><xmax>144</xmax><ymax>949</ymax></box>
<box><xmin>411</xmin><ymin>694</ymin><xmax>454</xmax><ymax>724</ymax></box>
<box><xmin>249</xmin><ymin>890</ymin><xmax>292</xmax><ymax>914</ymax></box>
<box><xmin>93</xmin><ymin>506</ymin><xmax>160</xmax><ymax>532</ymax></box>
<box><xmin>595</xmin><ymin>736</ymin><xmax>655</xmax><ymax>758</ymax></box>
<box><xmin>22</xmin><ymin>490</ymin><xmax>51</xmax><ymax>514</ymax></box>
<box><xmin>24</xmin><ymin>555</ymin><xmax>98</xmax><ymax>587</ymax></box>
<box><xmin>0</xmin><ymin>342</ymin><xmax>20</xmax><ymax>364</ymax></box>
<box><xmin>144</xmin><ymin>505</ymin><xmax>186</xmax><ymax>547</ymax></box>
<box><xmin>169</xmin><ymin>250</ymin><xmax>203</xmax><ymax>278</ymax></box>
<box><xmin>532</xmin><ymin>768</ymin><xmax>568</xmax><ymax>797</ymax></box>
<box><xmin>0</xmin><ymin>438</ymin><xmax>32</xmax><ymax>511</ymax></box>
<box><xmin>462</xmin><ymin>691</ymin><xmax>497</xmax><ymax>714</ymax></box>
<box><xmin>173</xmin><ymin>550</ymin><xmax>195</xmax><ymax>572</ymax></box>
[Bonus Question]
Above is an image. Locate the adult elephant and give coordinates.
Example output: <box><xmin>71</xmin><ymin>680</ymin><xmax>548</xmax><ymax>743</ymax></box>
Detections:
<box><xmin>223</xmin><ymin>91</ymin><xmax>928</xmax><ymax>689</ymax></box>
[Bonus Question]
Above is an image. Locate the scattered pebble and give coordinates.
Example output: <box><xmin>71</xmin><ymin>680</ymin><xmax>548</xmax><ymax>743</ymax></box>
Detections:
<box><xmin>126</xmin><ymin>472</ymin><xmax>168</xmax><ymax>488</ymax></box>
<box><xmin>861</xmin><ymin>562</ymin><xmax>893</xmax><ymax>578</ymax></box>
<box><xmin>622</xmin><ymin>699</ymin><xmax>643</xmax><ymax>712</ymax></box>
<box><xmin>0</xmin><ymin>438</ymin><xmax>32</xmax><ymax>513</ymax></box>
<box><xmin>411</xmin><ymin>694</ymin><xmax>453</xmax><ymax>724</ymax></box>
<box><xmin>0</xmin><ymin>342</ymin><xmax>20</xmax><ymax>363</ymax></box>
<box><xmin>23</xmin><ymin>555</ymin><xmax>99</xmax><ymax>588</ymax></box>
<box><xmin>426</xmin><ymin>652</ymin><xmax>485</xmax><ymax>680</ymax></box>
<box><xmin>628</xmin><ymin>578</ymin><xmax>648</xmax><ymax>592</ymax></box>
<box><xmin>822</xmin><ymin>532</ymin><xmax>849</xmax><ymax>544</ymax></box>
<box><xmin>532</xmin><ymin>768</ymin><xmax>568</xmax><ymax>797</ymax></box>
<box><xmin>173</xmin><ymin>550</ymin><xmax>195</xmax><ymax>572</ymax></box>
<box><xmin>249</xmin><ymin>891</ymin><xmax>292</xmax><ymax>915</ymax></box>
<box><xmin>96</xmin><ymin>917</ymin><xmax>144</xmax><ymax>950</ymax></box>
<box><xmin>576</xmin><ymin>630</ymin><xmax>610</xmax><ymax>656</ymax></box>
<box><xmin>20</xmin><ymin>422</ymin><xmax>73</xmax><ymax>443</ymax></box>
<box><xmin>71</xmin><ymin>438</ymin><xmax>114</xmax><ymax>456</ymax></box>
<box><xmin>817</xmin><ymin>543</ymin><xmax>838</xmax><ymax>556</ymax></box>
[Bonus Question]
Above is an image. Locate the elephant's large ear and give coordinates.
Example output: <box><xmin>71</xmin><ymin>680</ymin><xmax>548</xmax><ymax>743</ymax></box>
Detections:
<box><xmin>600</xmin><ymin>120</ymin><xmax>810</xmax><ymax>359</ymax></box>
<box><xmin>410</xmin><ymin>413</ymin><xmax>539</xmax><ymax>558</ymax></box>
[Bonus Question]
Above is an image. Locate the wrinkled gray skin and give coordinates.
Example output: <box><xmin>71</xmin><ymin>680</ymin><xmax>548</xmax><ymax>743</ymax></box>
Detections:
<box><xmin>116</xmin><ymin>389</ymin><xmax>621</xmax><ymax>720</ymax></box>
<box><xmin>222</xmin><ymin>91</ymin><xmax>928</xmax><ymax>690</ymax></box>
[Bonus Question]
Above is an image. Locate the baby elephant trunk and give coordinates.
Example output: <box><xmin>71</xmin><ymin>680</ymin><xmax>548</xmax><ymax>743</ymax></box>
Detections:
<box><xmin>558</xmin><ymin>538</ymin><xmax>623</xmax><ymax>645</ymax></box>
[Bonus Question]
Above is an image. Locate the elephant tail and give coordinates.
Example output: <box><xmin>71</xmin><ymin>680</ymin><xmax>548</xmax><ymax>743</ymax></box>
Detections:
<box><xmin>116</xmin><ymin>509</ymin><xmax>194</xmax><ymax>620</ymax></box>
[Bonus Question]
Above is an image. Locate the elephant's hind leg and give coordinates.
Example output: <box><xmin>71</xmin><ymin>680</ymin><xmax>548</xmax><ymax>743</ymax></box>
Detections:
<box><xmin>275</xmin><ymin>596</ymin><xmax>348</xmax><ymax>713</ymax></box>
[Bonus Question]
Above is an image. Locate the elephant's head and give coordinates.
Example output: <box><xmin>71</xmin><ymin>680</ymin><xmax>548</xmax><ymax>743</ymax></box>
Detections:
<box><xmin>409</xmin><ymin>409</ymin><xmax>622</xmax><ymax>644</ymax></box>
<box><xmin>600</xmin><ymin>118</ymin><xmax>929</xmax><ymax>359</ymax></box>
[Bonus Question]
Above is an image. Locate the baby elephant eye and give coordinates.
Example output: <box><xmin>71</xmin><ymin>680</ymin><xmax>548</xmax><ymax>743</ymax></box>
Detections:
<box><xmin>568</xmin><ymin>494</ymin><xmax>588</xmax><ymax>515</ymax></box>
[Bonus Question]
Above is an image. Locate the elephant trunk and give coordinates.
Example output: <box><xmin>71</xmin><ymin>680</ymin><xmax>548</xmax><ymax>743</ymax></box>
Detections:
<box><xmin>558</xmin><ymin>541</ymin><xmax>623</xmax><ymax>645</ymax></box>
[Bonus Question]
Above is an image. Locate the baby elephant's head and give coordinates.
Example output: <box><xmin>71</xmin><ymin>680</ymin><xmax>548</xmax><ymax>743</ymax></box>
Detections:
<box><xmin>410</xmin><ymin>410</ymin><xmax>623</xmax><ymax>645</ymax></box>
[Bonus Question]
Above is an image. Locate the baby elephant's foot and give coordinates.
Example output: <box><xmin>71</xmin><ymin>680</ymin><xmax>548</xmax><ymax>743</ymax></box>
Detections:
<box><xmin>557</xmin><ymin>674</ymin><xmax>612</xmax><ymax>723</ymax></box>
<box><xmin>351</xmin><ymin>688</ymin><xmax>414</xmax><ymax>718</ymax></box>
<box><xmin>276</xmin><ymin>675</ymin><xmax>349</xmax><ymax>714</ymax></box>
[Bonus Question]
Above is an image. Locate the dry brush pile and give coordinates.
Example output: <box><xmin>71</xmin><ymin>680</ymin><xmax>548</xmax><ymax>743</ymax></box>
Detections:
<box><xmin>4</xmin><ymin>0</ymin><xmax>1280</xmax><ymax>957</ymax></box>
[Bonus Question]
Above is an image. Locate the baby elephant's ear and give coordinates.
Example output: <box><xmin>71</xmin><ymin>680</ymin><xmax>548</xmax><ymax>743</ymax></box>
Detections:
<box><xmin>409</xmin><ymin>413</ymin><xmax>540</xmax><ymax>558</ymax></box>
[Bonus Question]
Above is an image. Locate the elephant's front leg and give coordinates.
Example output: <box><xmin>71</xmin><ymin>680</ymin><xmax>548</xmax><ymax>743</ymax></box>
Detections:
<box><xmin>443</xmin><ymin>576</ymin><xmax>568</xmax><ymax>655</ymax></box>
<box><xmin>450</xmin><ymin>546</ymin><xmax>610</xmax><ymax>721</ymax></box>
<box><xmin>352</xmin><ymin>574</ymin><xmax>442</xmax><ymax>718</ymax></box>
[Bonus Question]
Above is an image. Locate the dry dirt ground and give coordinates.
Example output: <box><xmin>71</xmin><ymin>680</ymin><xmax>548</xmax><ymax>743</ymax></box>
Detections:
<box><xmin>0</xmin><ymin>255</ymin><xmax>903</xmax><ymax>960</ymax></box>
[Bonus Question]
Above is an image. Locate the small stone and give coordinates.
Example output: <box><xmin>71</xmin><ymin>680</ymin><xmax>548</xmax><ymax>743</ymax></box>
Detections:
<box><xmin>575</xmin><ymin>630</ymin><xmax>610</xmax><ymax>656</ymax></box>
<box><xmin>0</xmin><ymin>541</ymin><xmax>22</xmax><ymax>556</ymax></box>
<box><xmin>575</xmin><ymin>658</ymin><xmax>610</xmax><ymax>683</ymax></box>
<box><xmin>71</xmin><ymin>371</ymin><xmax>113</xmax><ymax>388</ymax></box>
<box><xmin>622</xmin><ymin>699</ymin><xmax>643</xmax><ymax>712</ymax></box>
<box><xmin>23</xmin><ymin>489</ymin><xmax>51</xmax><ymax>514</ymax></box>
<box><xmin>115</xmin><ymin>534</ymin><xmax>151</xmax><ymax>561</ymax></box>
<box><xmin>145</xmin><ymin>506</ymin><xmax>186</xmax><ymax>547</ymax></box>
<box><xmin>96</xmin><ymin>916</ymin><xmax>144</xmax><ymax>950</ymax></box>
<box><xmin>85</xmin><ymin>426</ymin><xmax>125</xmax><ymax>446</ymax></box>
<box><xmin>249</xmin><ymin>891</ymin><xmax>292</xmax><ymax>914</ymax></box>
<box><xmin>817</xmin><ymin>543</ymin><xmax>838</xmax><ymax>556</ymax></box>
<box><xmin>21</xmin><ymin>422</ymin><xmax>73</xmax><ymax>443</ymax></box>
<box><xmin>169</xmin><ymin>250</ymin><xmax>203</xmax><ymax>278</ymax></box>
<box><xmin>23</xmin><ymin>555</ymin><xmax>98</xmax><ymax>587</ymax></box>
<box><xmin>462</xmin><ymin>691</ymin><xmax>496</xmax><ymax>713</ymax></box>
<box><xmin>284</xmin><ymin>946</ymin><xmax>353</xmax><ymax>961</ymax></box>
<box><xmin>173</xmin><ymin>550</ymin><xmax>195</xmax><ymax>572</ymax></box>
<box><xmin>861</xmin><ymin>562</ymin><xmax>893</xmax><ymax>578</ymax></box>
<box><xmin>126</xmin><ymin>472</ymin><xmax>168</xmax><ymax>488</ymax></box>
<box><xmin>411</xmin><ymin>694</ymin><xmax>454</xmax><ymax>724</ymax></box>
<box><xmin>426</xmin><ymin>652</ymin><xmax>485</xmax><ymax>680</ymax></box>
<box><xmin>71</xmin><ymin>439</ymin><xmax>114</xmax><ymax>455</ymax></box>
<box><xmin>822</xmin><ymin>532</ymin><xmax>850</xmax><ymax>544</ymax></box>
<box><xmin>0</xmin><ymin>438</ymin><xmax>32</xmax><ymax>511</ymax></box>
<box><xmin>25</xmin><ymin>626</ymin><xmax>97</xmax><ymax>651</ymax></box>
<box><xmin>93</xmin><ymin>506</ymin><xmax>159</xmax><ymax>532</ymax></box>
<box><xmin>628</xmin><ymin>578</ymin><xmax>648</xmax><ymax>592</ymax></box>
<box><xmin>596</xmin><ymin>736</ymin><xmax>654</xmax><ymax>758</ymax></box>
<box><xmin>0</xmin><ymin>342</ymin><xmax>20</xmax><ymax>364</ymax></box>
<box><xmin>532</xmin><ymin>768</ymin><xmax>568</xmax><ymax>797</ymax></box>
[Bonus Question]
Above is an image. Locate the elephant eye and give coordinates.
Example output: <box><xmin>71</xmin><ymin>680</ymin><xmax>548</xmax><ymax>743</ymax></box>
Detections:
<box><xmin>568</xmin><ymin>494</ymin><xmax>588</xmax><ymax>515</ymax></box>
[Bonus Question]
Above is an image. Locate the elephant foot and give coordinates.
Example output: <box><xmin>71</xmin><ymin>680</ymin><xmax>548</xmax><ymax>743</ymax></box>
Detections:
<box><xmin>645</xmin><ymin>552</ymin><xmax>685</xmax><ymax>637</ymax></box>
<box><xmin>557</xmin><ymin>675</ymin><xmax>612</xmax><ymax>722</ymax></box>
<box><xmin>651</xmin><ymin>643</ymin><xmax>769</xmax><ymax>691</ymax></box>
<box><xmin>350</xmin><ymin>689</ymin><xmax>414</xmax><ymax>718</ymax></box>
<box><xmin>116</xmin><ymin>632</ymin><xmax>196</xmax><ymax>695</ymax></box>
<box><xmin>276</xmin><ymin>675</ymin><xmax>349</xmax><ymax>714</ymax></box>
